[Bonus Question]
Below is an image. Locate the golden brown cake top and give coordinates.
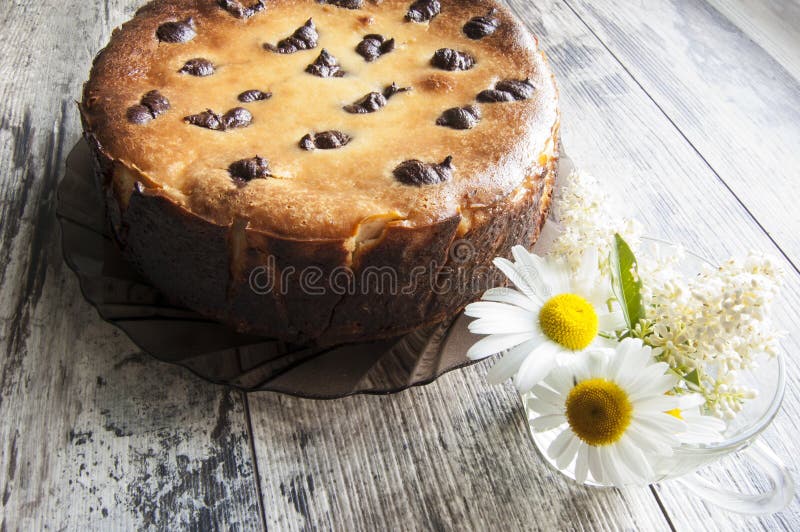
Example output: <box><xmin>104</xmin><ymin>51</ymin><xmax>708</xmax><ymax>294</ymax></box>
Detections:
<box><xmin>82</xmin><ymin>0</ymin><xmax>559</xmax><ymax>240</ymax></box>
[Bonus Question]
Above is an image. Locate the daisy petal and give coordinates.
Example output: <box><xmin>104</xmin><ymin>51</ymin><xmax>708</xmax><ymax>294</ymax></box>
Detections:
<box><xmin>617</xmin><ymin>435</ymin><xmax>654</xmax><ymax>483</ymax></box>
<box><xmin>492</xmin><ymin>257</ymin><xmax>544</xmax><ymax>301</ymax></box>
<box><xmin>486</xmin><ymin>337</ymin><xmax>543</xmax><ymax>383</ymax></box>
<box><xmin>511</xmin><ymin>246</ymin><xmax>560</xmax><ymax>298</ymax></box>
<box><xmin>547</xmin><ymin>428</ymin><xmax>575</xmax><ymax>462</ymax></box>
<box><xmin>572</xmin><ymin>250</ymin><xmax>610</xmax><ymax>304</ymax></box>
<box><xmin>626</xmin><ymin>425</ymin><xmax>674</xmax><ymax>456</ymax></box>
<box><xmin>678</xmin><ymin>427</ymin><xmax>724</xmax><ymax>444</ymax></box>
<box><xmin>637</xmin><ymin>411</ymin><xmax>686</xmax><ymax>432</ymax></box>
<box><xmin>481</xmin><ymin>287</ymin><xmax>542</xmax><ymax>313</ymax></box>
<box><xmin>526</xmin><ymin>397</ymin><xmax>561</xmax><ymax>416</ymax></box>
<box><xmin>634</xmin><ymin>415</ymin><xmax>683</xmax><ymax>446</ymax></box>
<box><xmin>575</xmin><ymin>444</ymin><xmax>589</xmax><ymax>484</ymax></box>
<box><xmin>535</xmin><ymin>255</ymin><xmax>571</xmax><ymax>295</ymax></box>
<box><xmin>600</xmin><ymin>447</ymin><xmax>625</xmax><ymax>487</ymax></box>
<box><xmin>464</xmin><ymin>301</ymin><xmax>537</xmax><ymax>321</ymax></box>
<box><xmin>626</xmin><ymin>368</ymin><xmax>674</xmax><ymax>400</ymax></box>
<box><xmin>588</xmin><ymin>446</ymin><xmax>605</xmax><ymax>484</ymax></box>
<box><xmin>585</xmin><ymin>350</ymin><xmax>607</xmax><ymax>378</ymax></box>
<box><xmin>598</xmin><ymin>310</ymin><xmax>625</xmax><ymax>331</ymax></box>
<box><xmin>606</xmin><ymin>343</ymin><xmax>628</xmax><ymax>382</ymax></box>
<box><xmin>514</xmin><ymin>343</ymin><xmax>560</xmax><ymax>393</ymax></box>
<box><xmin>677</xmin><ymin>412</ymin><xmax>726</xmax><ymax>443</ymax></box>
<box><xmin>556</xmin><ymin>434</ymin><xmax>580</xmax><ymax>470</ymax></box>
<box><xmin>530</xmin><ymin>384</ymin><xmax>564</xmax><ymax>407</ymax></box>
<box><xmin>612</xmin><ymin>444</ymin><xmax>638</xmax><ymax>486</ymax></box>
<box><xmin>576</xmin><ymin>247</ymin><xmax>599</xmax><ymax>283</ymax></box>
<box><xmin>613</xmin><ymin>343</ymin><xmax>651</xmax><ymax>388</ymax></box>
<box><xmin>628</xmin><ymin>376</ymin><xmax>679</xmax><ymax>403</ymax></box>
<box><xmin>468</xmin><ymin>315</ymin><xmax>537</xmax><ymax>335</ymax></box>
<box><xmin>530</xmin><ymin>414</ymin><xmax>566</xmax><ymax>431</ymax></box>
<box><xmin>467</xmin><ymin>332</ymin><xmax>534</xmax><ymax>360</ymax></box>
<box><xmin>544</xmin><ymin>365</ymin><xmax>574</xmax><ymax>395</ymax></box>
<box><xmin>691</xmin><ymin>415</ymin><xmax>726</xmax><ymax>433</ymax></box>
<box><xmin>634</xmin><ymin>395</ymin><xmax>681</xmax><ymax>413</ymax></box>
<box><xmin>678</xmin><ymin>394</ymin><xmax>706</xmax><ymax>409</ymax></box>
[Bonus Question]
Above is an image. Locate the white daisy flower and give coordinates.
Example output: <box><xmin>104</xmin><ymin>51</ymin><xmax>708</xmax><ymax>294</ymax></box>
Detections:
<box><xmin>465</xmin><ymin>245</ymin><xmax>624</xmax><ymax>393</ymax></box>
<box><xmin>669</xmin><ymin>394</ymin><xmax>727</xmax><ymax>444</ymax></box>
<box><xmin>526</xmin><ymin>339</ymin><xmax>686</xmax><ymax>487</ymax></box>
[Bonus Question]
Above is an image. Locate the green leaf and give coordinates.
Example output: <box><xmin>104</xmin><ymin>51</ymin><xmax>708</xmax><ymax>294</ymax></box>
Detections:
<box><xmin>610</xmin><ymin>234</ymin><xmax>645</xmax><ymax>330</ymax></box>
<box><xmin>683</xmin><ymin>369</ymin><xmax>701</xmax><ymax>389</ymax></box>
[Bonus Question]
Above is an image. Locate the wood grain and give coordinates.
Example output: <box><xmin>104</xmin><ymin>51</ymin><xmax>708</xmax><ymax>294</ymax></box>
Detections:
<box><xmin>0</xmin><ymin>0</ymin><xmax>799</xmax><ymax>529</ymax></box>
<box><xmin>708</xmin><ymin>0</ymin><xmax>800</xmax><ymax>82</ymax></box>
<box><xmin>248</xmin><ymin>364</ymin><xmax>671</xmax><ymax>531</ymax></box>
<box><xmin>0</xmin><ymin>1</ymin><xmax>262</xmax><ymax>529</ymax></box>
<box><xmin>246</xmin><ymin>0</ymin><xmax>800</xmax><ymax>529</ymax></box>
<box><xmin>525</xmin><ymin>0</ymin><xmax>800</xmax><ymax>529</ymax></box>
<box><xmin>563</xmin><ymin>0</ymin><xmax>800</xmax><ymax>270</ymax></box>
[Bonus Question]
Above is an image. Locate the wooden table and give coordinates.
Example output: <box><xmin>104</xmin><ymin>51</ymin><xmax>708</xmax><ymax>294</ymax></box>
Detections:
<box><xmin>1</xmin><ymin>0</ymin><xmax>798</xmax><ymax>529</ymax></box>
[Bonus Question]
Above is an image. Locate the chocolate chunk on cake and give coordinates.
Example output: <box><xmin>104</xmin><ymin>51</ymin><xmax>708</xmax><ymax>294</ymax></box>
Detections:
<box><xmin>80</xmin><ymin>0</ymin><xmax>560</xmax><ymax>345</ymax></box>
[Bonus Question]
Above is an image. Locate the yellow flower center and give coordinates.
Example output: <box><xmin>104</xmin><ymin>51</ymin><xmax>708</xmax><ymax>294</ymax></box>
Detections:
<box><xmin>565</xmin><ymin>378</ymin><xmax>633</xmax><ymax>446</ymax></box>
<box><xmin>538</xmin><ymin>293</ymin><xmax>599</xmax><ymax>350</ymax></box>
<box><xmin>666</xmin><ymin>408</ymin><xmax>683</xmax><ymax>420</ymax></box>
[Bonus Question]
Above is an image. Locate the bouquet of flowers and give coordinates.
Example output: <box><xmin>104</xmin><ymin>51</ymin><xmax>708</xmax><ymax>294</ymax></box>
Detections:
<box><xmin>465</xmin><ymin>169</ymin><xmax>783</xmax><ymax>487</ymax></box>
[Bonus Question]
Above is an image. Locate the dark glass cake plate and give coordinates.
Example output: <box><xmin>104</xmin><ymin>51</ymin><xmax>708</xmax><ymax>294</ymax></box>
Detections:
<box><xmin>58</xmin><ymin>141</ymin><xmax>571</xmax><ymax>398</ymax></box>
<box><xmin>57</xmin><ymin>140</ymin><xmax>485</xmax><ymax>398</ymax></box>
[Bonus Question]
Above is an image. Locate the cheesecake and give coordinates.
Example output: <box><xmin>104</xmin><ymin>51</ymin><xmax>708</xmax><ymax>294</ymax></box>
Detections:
<box><xmin>80</xmin><ymin>0</ymin><xmax>560</xmax><ymax>345</ymax></box>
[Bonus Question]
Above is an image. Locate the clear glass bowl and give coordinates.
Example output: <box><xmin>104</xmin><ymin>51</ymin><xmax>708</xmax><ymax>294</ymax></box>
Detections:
<box><xmin>525</xmin><ymin>238</ymin><xmax>794</xmax><ymax>515</ymax></box>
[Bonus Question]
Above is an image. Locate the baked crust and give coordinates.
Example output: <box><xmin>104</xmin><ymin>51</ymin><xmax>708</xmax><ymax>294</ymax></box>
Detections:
<box><xmin>81</xmin><ymin>0</ymin><xmax>560</xmax><ymax>344</ymax></box>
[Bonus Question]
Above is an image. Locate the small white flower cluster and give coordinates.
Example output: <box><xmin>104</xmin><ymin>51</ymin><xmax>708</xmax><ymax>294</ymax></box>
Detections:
<box><xmin>467</xmin><ymin>166</ymin><xmax>782</xmax><ymax>486</ymax></box>
<box><xmin>547</xmin><ymin>170</ymin><xmax>641</xmax><ymax>275</ymax></box>
<box><xmin>543</xmin><ymin>170</ymin><xmax>783</xmax><ymax>420</ymax></box>
<box><xmin>638</xmin><ymin>252</ymin><xmax>784</xmax><ymax>418</ymax></box>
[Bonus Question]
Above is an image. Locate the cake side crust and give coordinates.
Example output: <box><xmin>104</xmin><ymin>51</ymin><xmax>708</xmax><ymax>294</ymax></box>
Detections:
<box><xmin>83</xmin><ymin>126</ymin><xmax>558</xmax><ymax>344</ymax></box>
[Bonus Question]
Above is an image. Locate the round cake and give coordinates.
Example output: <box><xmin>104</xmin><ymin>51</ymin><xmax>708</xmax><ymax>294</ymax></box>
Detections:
<box><xmin>80</xmin><ymin>0</ymin><xmax>559</xmax><ymax>346</ymax></box>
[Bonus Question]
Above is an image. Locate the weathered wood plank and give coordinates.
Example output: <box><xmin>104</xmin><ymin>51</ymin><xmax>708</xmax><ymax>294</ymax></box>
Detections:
<box><xmin>246</xmin><ymin>0</ymin><xmax>800</xmax><ymax>529</ymax></box>
<box><xmin>562</xmin><ymin>0</ymin><xmax>800</xmax><ymax>269</ymax></box>
<box><xmin>2</xmin><ymin>0</ymin><xmax>799</xmax><ymax>529</ymax></box>
<box><xmin>707</xmin><ymin>0</ymin><xmax>800</xmax><ymax>83</ymax></box>
<box><xmin>248</xmin><ymin>365</ymin><xmax>672</xmax><ymax>531</ymax></box>
<box><xmin>521</xmin><ymin>0</ymin><xmax>800</xmax><ymax>529</ymax></box>
<box><xmin>0</xmin><ymin>1</ymin><xmax>264</xmax><ymax>529</ymax></box>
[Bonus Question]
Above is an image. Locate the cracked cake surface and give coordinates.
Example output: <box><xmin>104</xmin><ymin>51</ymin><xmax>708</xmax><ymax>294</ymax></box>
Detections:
<box><xmin>82</xmin><ymin>0</ymin><xmax>558</xmax><ymax>239</ymax></box>
<box><xmin>81</xmin><ymin>0</ymin><xmax>560</xmax><ymax>344</ymax></box>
